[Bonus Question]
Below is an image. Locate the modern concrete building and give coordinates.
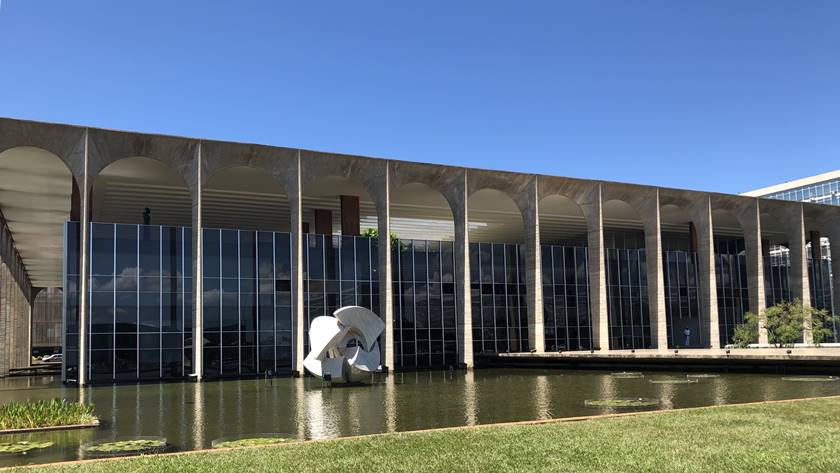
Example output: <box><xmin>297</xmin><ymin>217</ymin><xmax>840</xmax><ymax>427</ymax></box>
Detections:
<box><xmin>743</xmin><ymin>169</ymin><xmax>840</xmax><ymax>206</ymax></box>
<box><xmin>1</xmin><ymin>117</ymin><xmax>839</xmax><ymax>385</ymax></box>
<box><xmin>744</xmin><ymin>171</ymin><xmax>837</xmax><ymax>324</ymax></box>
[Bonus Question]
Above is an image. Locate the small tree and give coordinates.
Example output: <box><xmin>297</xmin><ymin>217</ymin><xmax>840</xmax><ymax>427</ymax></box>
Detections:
<box><xmin>732</xmin><ymin>311</ymin><xmax>758</xmax><ymax>348</ymax></box>
<box><xmin>808</xmin><ymin>306</ymin><xmax>837</xmax><ymax>346</ymax></box>
<box><xmin>731</xmin><ymin>299</ymin><xmax>838</xmax><ymax>348</ymax></box>
<box><xmin>762</xmin><ymin>300</ymin><xmax>807</xmax><ymax>348</ymax></box>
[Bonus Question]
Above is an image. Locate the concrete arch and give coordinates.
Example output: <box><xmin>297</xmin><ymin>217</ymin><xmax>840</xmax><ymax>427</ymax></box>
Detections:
<box><xmin>202</xmin><ymin>165</ymin><xmax>290</xmax><ymax>232</ymax></box>
<box><xmin>467</xmin><ymin>188</ymin><xmax>525</xmax><ymax>244</ymax></box>
<box><xmin>390</xmin><ymin>161</ymin><xmax>464</xmax><ymax>230</ymax></box>
<box><xmin>389</xmin><ymin>182</ymin><xmax>455</xmax><ymax>241</ymax></box>
<box><xmin>200</xmin><ymin>141</ymin><xmax>297</xmax><ymax>197</ymax></box>
<box><xmin>538</xmin><ymin>193</ymin><xmax>587</xmax><ymax>245</ymax></box>
<box><xmin>92</xmin><ymin>156</ymin><xmax>193</xmax><ymax>227</ymax></box>
<box><xmin>0</xmin><ymin>118</ymin><xmax>86</xmax><ymax>179</ymax></box>
<box><xmin>466</xmin><ymin>170</ymin><xmax>532</xmax><ymax>220</ymax></box>
<box><xmin>300</xmin><ymin>151</ymin><xmax>389</xmax><ymax>222</ymax></box>
<box><xmin>87</xmin><ymin>128</ymin><xmax>198</xmax><ymax>196</ymax></box>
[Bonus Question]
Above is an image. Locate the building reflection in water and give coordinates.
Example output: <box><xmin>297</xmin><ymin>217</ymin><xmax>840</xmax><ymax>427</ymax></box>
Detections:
<box><xmin>534</xmin><ymin>375</ymin><xmax>552</xmax><ymax>420</ymax></box>
<box><xmin>384</xmin><ymin>374</ymin><xmax>397</xmax><ymax>433</ymax></box>
<box><xmin>598</xmin><ymin>373</ymin><xmax>617</xmax><ymax>413</ymax></box>
<box><xmin>192</xmin><ymin>381</ymin><xmax>204</xmax><ymax>449</ymax></box>
<box><xmin>463</xmin><ymin>370</ymin><xmax>477</xmax><ymax>426</ymax></box>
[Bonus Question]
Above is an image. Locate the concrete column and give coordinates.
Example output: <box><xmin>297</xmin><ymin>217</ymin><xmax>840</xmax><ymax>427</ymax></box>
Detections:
<box><xmin>290</xmin><ymin>153</ymin><xmax>305</xmax><ymax>375</ymax></box>
<box><xmin>78</xmin><ymin>130</ymin><xmax>91</xmax><ymax>385</ymax></box>
<box><xmin>786</xmin><ymin>204</ymin><xmax>811</xmax><ymax>343</ymax></box>
<box><xmin>692</xmin><ymin>196</ymin><xmax>719</xmax><ymax>348</ymax></box>
<box><xmin>191</xmin><ymin>142</ymin><xmax>204</xmax><ymax>380</ymax></box>
<box><xmin>642</xmin><ymin>190</ymin><xmax>667</xmax><ymax>350</ymax></box>
<box><xmin>522</xmin><ymin>176</ymin><xmax>544</xmax><ymax>353</ymax></box>
<box><xmin>377</xmin><ymin>166</ymin><xmax>394</xmax><ymax>371</ymax></box>
<box><xmin>585</xmin><ymin>184</ymin><xmax>609</xmax><ymax>350</ymax></box>
<box><xmin>744</xmin><ymin>200</ymin><xmax>767</xmax><ymax>345</ymax></box>
<box><xmin>27</xmin><ymin>301</ymin><xmax>32</xmax><ymax>368</ymax></box>
<box><xmin>0</xmin><ymin>264</ymin><xmax>7</xmax><ymax>376</ymax></box>
<box><xmin>454</xmin><ymin>171</ymin><xmax>473</xmax><ymax>367</ymax></box>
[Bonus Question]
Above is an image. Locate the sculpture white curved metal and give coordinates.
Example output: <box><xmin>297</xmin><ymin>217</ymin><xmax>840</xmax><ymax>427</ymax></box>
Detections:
<box><xmin>303</xmin><ymin>306</ymin><xmax>385</xmax><ymax>383</ymax></box>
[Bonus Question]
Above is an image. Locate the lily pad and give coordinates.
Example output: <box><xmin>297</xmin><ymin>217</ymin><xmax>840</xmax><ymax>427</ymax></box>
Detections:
<box><xmin>81</xmin><ymin>437</ymin><xmax>167</xmax><ymax>456</ymax></box>
<box><xmin>649</xmin><ymin>378</ymin><xmax>699</xmax><ymax>385</ymax></box>
<box><xmin>585</xmin><ymin>398</ymin><xmax>659</xmax><ymax>408</ymax></box>
<box><xmin>212</xmin><ymin>435</ymin><xmax>294</xmax><ymax>449</ymax></box>
<box><xmin>611</xmin><ymin>372</ymin><xmax>644</xmax><ymax>379</ymax></box>
<box><xmin>782</xmin><ymin>376</ymin><xmax>839</xmax><ymax>383</ymax></box>
<box><xmin>0</xmin><ymin>440</ymin><xmax>54</xmax><ymax>455</ymax></box>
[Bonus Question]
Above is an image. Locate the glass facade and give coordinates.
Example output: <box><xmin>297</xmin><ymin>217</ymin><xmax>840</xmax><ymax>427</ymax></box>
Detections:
<box><xmin>201</xmin><ymin>229</ymin><xmax>293</xmax><ymax>378</ymax></box>
<box><xmin>541</xmin><ymin>245</ymin><xmax>592</xmax><ymax>351</ymax></box>
<box><xmin>392</xmin><ymin>239</ymin><xmax>459</xmax><ymax>368</ymax></box>
<box><xmin>65</xmin><ymin>222</ymin><xmax>193</xmax><ymax>383</ymax></box>
<box><xmin>715</xmin><ymin>237</ymin><xmax>749</xmax><ymax>346</ymax></box>
<box><xmin>303</xmin><ymin>234</ymin><xmax>379</xmax><ymax>353</ymax></box>
<box><xmin>663</xmin><ymin>250</ymin><xmax>702</xmax><ymax>348</ymax></box>
<box><xmin>63</xmin><ymin>222</ymin><xmax>81</xmax><ymax>381</ymax></box>
<box><xmin>763</xmin><ymin>178</ymin><xmax>840</xmax><ymax>205</ymax></box>
<box><xmin>470</xmin><ymin>243</ymin><xmax>528</xmax><ymax>354</ymax></box>
<box><xmin>765</xmin><ymin>250</ymin><xmax>791</xmax><ymax>307</ymax></box>
<box><xmin>605</xmin><ymin>247</ymin><xmax>651</xmax><ymax>349</ymax></box>
<box><xmin>809</xmin><ymin>255</ymin><xmax>837</xmax><ymax>342</ymax></box>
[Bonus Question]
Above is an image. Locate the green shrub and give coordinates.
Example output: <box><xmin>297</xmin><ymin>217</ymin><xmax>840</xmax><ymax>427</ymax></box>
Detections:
<box><xmin>731</xmin><ymin>300</ymin><xmax>838</xmax><ymax>348</ymax></box>
<box><xmin>732</xmin><ymin>311</ymin><xmax>759</xmax><ymax>348</ymax></box>
<box><xmin>0</xmin><ymin>399</ymin><xmax>97</xmax><ymax>431</ymax></box>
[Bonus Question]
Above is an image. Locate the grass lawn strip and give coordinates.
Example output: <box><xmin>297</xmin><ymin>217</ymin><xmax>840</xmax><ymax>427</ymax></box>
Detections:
<box><xmin>10</xmin><ymin>396</ymin><xmax>840</xmax><ymax>473</ymax></box>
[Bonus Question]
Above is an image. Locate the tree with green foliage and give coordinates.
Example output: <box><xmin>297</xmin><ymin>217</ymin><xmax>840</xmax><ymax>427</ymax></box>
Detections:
<box><xmin>731</xmin><ymin>299</ymin><xmax>837</xmax><ymax>348</ymax></box>
<box><xmin>732</xmin><ymin>312</ymin><xmax>759</xmax><ymax>348</ymax></box>
<box><xmin>361</xmin><ymin>228</ymin><xmax>398</xmax><ymax>245</ymax></box>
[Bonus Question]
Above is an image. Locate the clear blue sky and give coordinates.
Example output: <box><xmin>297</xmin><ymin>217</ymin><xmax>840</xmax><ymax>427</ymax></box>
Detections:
<box><xmin>1</xmin><ymin>1</ymin><xmax>838</xmax><ymax>194</ymax></box>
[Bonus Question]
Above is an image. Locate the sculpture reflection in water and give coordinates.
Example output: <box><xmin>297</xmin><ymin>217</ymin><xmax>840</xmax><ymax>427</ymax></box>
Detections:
<box><xmin>303</xmin><ymin>306</ymin><xmax>385</xmax><ymax>383</ymax></box>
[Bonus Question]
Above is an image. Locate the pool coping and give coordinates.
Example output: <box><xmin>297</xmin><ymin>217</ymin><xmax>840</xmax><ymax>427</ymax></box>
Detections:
<box><xmin>0</xmin><ymin>420</ymin><xmax>99</xmax><ymax>436</ymax></box>
<box><xmin>4</xmin><ymin>394</ymin><xmax>840</xmax><ymax>470</ymax></box>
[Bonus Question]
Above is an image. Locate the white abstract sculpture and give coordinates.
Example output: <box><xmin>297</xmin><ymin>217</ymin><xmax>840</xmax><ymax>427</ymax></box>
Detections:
<box><xmin>303</xmin><ymin>306</ymin><xmax>385</xmax><ymax>383</ymax></box>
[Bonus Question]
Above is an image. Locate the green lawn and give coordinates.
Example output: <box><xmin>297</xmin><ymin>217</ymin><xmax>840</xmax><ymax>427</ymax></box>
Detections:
<box><xmin>16</xmin><ymin>397</ymin><xmax>840</xmax><ymax>473</ymax></box>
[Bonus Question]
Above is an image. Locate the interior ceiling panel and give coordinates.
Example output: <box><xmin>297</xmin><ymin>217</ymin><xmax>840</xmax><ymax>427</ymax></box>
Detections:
<box><xmin>0</xmin><ymin>147</ymin><xmax>72</xmax><ymax>288</ymax></box>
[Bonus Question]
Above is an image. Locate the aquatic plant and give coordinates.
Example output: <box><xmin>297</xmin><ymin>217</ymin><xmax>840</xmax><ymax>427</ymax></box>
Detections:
<box><xmin>649</xmin><ymin>379</ymin><xmax>699</xmax><ymax>385</ymax></box>
<box><xmin>782</xmin><ymin>376</ymin><xmax>839</xmax><ymax>383</ymax></box>
<box><xmin>0</xmin><ymin>399</ymin><xmax>97</xmax><ymax>431</ymax></box>
<box><xmin>584</xmin><ymin>398</ymin><xmax>659</xmax><ymax>408</ymax></box>
<box><xmin>0</xmin><ymin>440</ymin><xmax>54</xmax><ymax>455</ymax></box>
<box><xmin>82</xmin><ymin>438</ymin><xmax>167</xmax><ymax>455</ymax></box>
<box><xmin>213</xmin><ymin>436</ymin><xmax>293</xmax><ymax>449</ymax></box>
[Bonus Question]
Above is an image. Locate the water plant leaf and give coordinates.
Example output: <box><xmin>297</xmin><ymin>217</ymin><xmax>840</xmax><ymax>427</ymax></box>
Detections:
<box><xmin>584</xmin><ymin>399</ymin><xmax>659</xmax><ymax>408</ymax></box>
<box><xmin>0</xmin><ymin>440</ymin><xmax>54</xmax><ymax>455</ymax></box>
<box><xmin>213</xmin><ymin>437</ymin><xmax>292</xmax><ymax>449</ymax></box>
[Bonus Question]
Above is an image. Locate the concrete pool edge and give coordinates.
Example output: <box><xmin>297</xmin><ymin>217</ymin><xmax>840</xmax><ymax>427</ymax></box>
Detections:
<box><xmin>0</xmin><ymin>420</ymin><xmax>99</xmax><ymax>436</ymax></box>
<box><xmin>6</xmin><ymin>394</ymin><xmax>840</xmax><ymax>471</ymax></box>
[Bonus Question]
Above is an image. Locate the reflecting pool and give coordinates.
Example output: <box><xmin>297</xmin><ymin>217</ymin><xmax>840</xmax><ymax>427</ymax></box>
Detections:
<box><xmin>2</xmin><ymin>369</ymin><xmax>840</xmax><ymax>467</ymax></box>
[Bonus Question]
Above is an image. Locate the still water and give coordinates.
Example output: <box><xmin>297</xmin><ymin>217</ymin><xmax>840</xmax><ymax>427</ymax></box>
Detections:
<box><xmin>2</xmin><ymin>369</ymin><xmax>840</xmax><ymax>467</ymax></box>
